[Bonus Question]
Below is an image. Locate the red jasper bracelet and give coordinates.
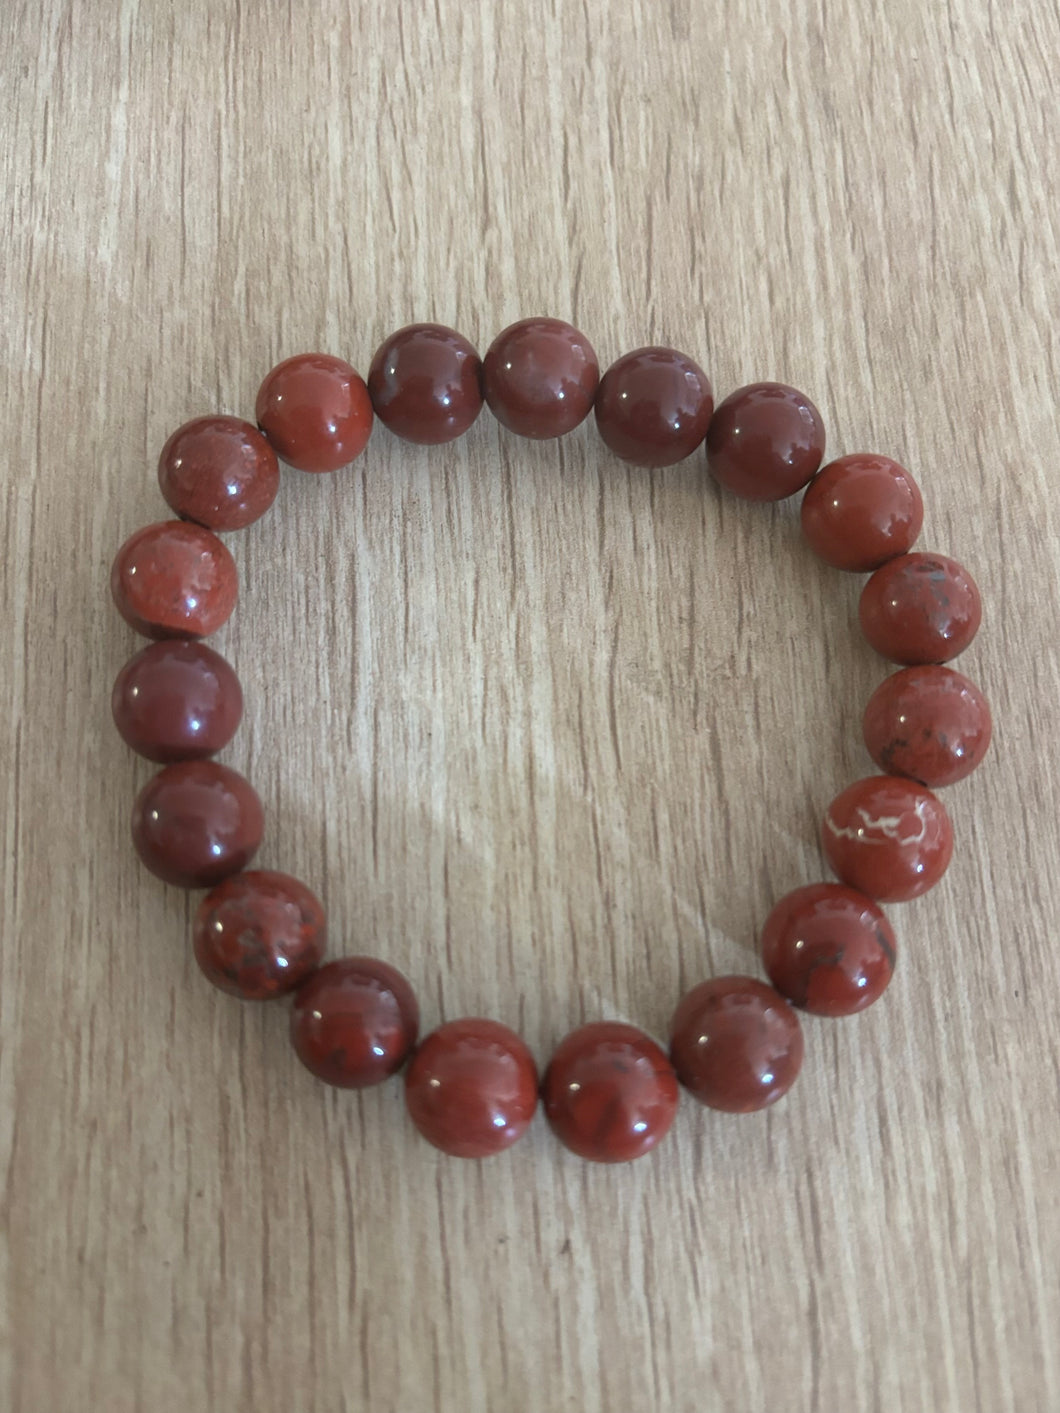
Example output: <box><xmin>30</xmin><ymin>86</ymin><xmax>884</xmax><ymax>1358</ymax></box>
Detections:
<box><xmin>108</xmin><ymin>318</ymin><xmax>991</xmax><ymax>1164</ymax></box>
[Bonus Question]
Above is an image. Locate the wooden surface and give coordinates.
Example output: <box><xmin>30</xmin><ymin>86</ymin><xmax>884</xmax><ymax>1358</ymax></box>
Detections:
<box><xmin>3</xmin><ymin>1</ymin><xmax>1059</xmax><ymax>1409</ymax></box>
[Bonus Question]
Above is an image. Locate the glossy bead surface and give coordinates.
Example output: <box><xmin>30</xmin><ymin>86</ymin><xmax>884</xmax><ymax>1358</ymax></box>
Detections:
<box><xmin>255</xmin><ymin>353</ymin><xmax>373</xmax><ymax>472</ymax></box>
<box><xmin>801</xmin><ymin>453</ymin><xmax>923</xmax><ymax>571</ymax></box>
<box><xmin>859</xmin><ymin>553</ymin><xmax>983</xmax><ymax>664</ymax></box>
<box><xmin>110</xmin><ymin>521</ymin><xmax>237</xmax><ymax>639</ymax></box>
<box><xmin>367</xmin><ymin>323</ymin><xmax>483</xmax><ymax>444</ymax></box>
<box><xmin>194</xmin><ymin>871</ymin><xmax>325</xmax><ymax>1000</ymax></box>
<box><xmin>761</xmin><ymin>883</ymin><xmax>896</xmax><ymax>1016</ymax></box>
<box><xmin>158</xmin><ymin>416</ymin><xmax>280</xmax><ymax>530</ymax></box>
<box><xmin>669</xmin><ymin>977</ymin><xmax>804</xmax><ymax>1112</ymax></box>
<box><xmin>593</xmin><ymin>346</ymin><xmax>713</xmax><ymax>467</ymax></box>
<box><xmin>405</xmin><ymin>1019</ymin><xmax>537</xmax><ymax>1158</ymax></box>
<box><xmin>706</xmin><ymin>381</ymin><xmax>825</xmax><ymax>500</ymax></box>
<box><xmin>482</xmin><ymin>317</ymin><xmax>599</xmax><ymax>438</ymax></box>
<box><xmin>111</xmin><ymin>640</ymin><xmax>243</xmax><ymax>762</ymax></box>
<box><xmin>822</xmin><ymin>775</ymin><xmax>953</xmax><ymax>902</ymax></box>
<box><xmin>131</xmin><ymin>760</ymin><xmax>264</xmax><ymax>888</ymax></box>
<box><xmin>863</xmin><ymin>665</ymin><xmax>993</xmax><ymax>787</ymax></box>
<box><xmin>291</xmin><ymin>957</ymin><xmax>419</xmax><ymax>1087</ymax></box>
<box><xmin>542</xmin><ymin>1023</ymin><xmax>678</xmax><ymax>1162</ymax></box>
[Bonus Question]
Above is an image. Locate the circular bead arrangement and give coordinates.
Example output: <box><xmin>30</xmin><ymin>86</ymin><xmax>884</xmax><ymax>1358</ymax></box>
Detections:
<box><xmin>108</xmin><ymin>319</ymin><xmax>991</xmax><ymax>1163</ymax></box>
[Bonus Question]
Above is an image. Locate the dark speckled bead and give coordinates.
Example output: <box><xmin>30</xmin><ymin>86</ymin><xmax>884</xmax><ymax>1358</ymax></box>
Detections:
<box><xmin>863</xmin><ymin>665</ymin><xmax>992</xmax><ymax>786</ymax></box>
<box><xmin>761</xmin><ymin>884</ymin><xmax>896</xmax><ymax>1016</ymax></box>
<box><xmin>193</xmin><ymin>870</ymin><xmax>325</xmax><ymax>999</ymax></box>
<box><xmin>859</xmin><ymin>553</ymin><xmax>982</xmax><ymax>664</ymax></box>
<box><xmin>291</xmin><ymin>957</ymin><xmax>419</xmax><ymax>1087</ymax></box>
<box><xmin>542</xmin><ymin>1022</ymin><xmax>679</xmax><ymax>1162</ymax></box>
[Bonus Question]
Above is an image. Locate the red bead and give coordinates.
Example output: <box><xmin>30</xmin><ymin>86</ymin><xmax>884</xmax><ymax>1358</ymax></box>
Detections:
<box><xmin>131</xmin><ymin>760</ymin><xmax>264</xmax><ymax>888</ymax></box>
<box><xmin>482</xmin><ymin>317</ymin><xmax>599</xmax><ymax>438</ymax></box>
<box><xmin>593</xmin><ymin>346</ymin><xmax>713</xmax><ymax>467</ymax></box>
<box><xmin>158</xmin><ymin>416</ymin><xmax>280</xmax><ymax>530</ymax></box>
<box><xmin>110</xmin><ymin>521</ymin><xmax>237</xmax><ymax>639</ymax></box>
<box><xmin>801</xmin><ymin>453</ymin><xmax>923</xmax><ymax>571</ymax></box>
<box><xmin>863</xmin><ymin>665</ymin><xmax>993</xmax><ymax>787</ymax></box>
<box><xmin>706</xmin><ymin>382</ymin><xmax>825</xmax><ymax>500</ymax></box>
<box><xmin>822</xmin><ymin>775</ymin><xmax>953</xmax><ymax>902</ymax></box>
<box><xmin>404</xmin><ymin>1019</ymin><xmax>538</xmax><ymax>1158</ymax></box>
<box><xmin>193</xmin><ymin>871</ymin><xmax>325</xmax><ymax>1000</ymax></box>
<box><xmin>367</xmin><ymin>323</ymin><xmax>483</xmax><ymax>444</ymax></box>
<box><xmin>541</xmin><ymin>1022</ymin><xmax>679</xmax><ymax>1163</ymax></box>
<box><xmin>669</xmin><ymin>976</ymin><xmax>804</xmax><ymax>1112</ymax></box>
<box><xmin>291</xmin><ymin>957</ymin><xmax>419</xmax><ymax>1087</ymax></box>
<box><xmin>760</xmin><ymin>884</ymin><xmax>896</xmax><ymax>1016</ymax></box>
<box><xmin>255</xmin><ymin>353</ymin><xmax>373</xmax><ymax>472</ymax></box>
<box><xmin>111</xmin><ymin>640</ymin><xmax>243</xmax><ymax>762</ymax></box>
<box><xmin>859</xmin><ymin>553</ymin><xmax>982</xmax><ymax>664</ymax></box>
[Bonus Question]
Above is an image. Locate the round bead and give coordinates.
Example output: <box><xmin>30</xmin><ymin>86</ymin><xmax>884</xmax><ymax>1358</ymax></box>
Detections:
<box><xmin>111</xmin><ymin>640</ymin><xmax>243</xmax><ymax>763</ymax></box>
<box><xmin>404</xmin><ymin>1019</ymin><xmax>537</xmax><ymax>1158</ymax></box>
<box><xmin>822</xmin><ymin>775</ymin><xmax>953</xmax><ymax>902</ymax></box>
<box><xmin>157</xmin><ymin>416</ymin><xmax>280</xmax><ymax>530</ymax></box>
<box><xmin>669</xmin><ymin>976</ymin><xmax>804</xmax><ymax>1112</ymax></box>
<box><xmin>482</xmin><ymin>317</ymin><xmax>599</xmax><ymax>438</ymax></box>
<box><xmin>291</xmin><ymin>957</ymin><xmax>419</xmax><ymax>1087</ymax></box>
<box><xmin>706</xmin><ymin>381</ymin><xmax>825</xmax><ymax>501</ymax></box>
<box><xmin>859</xmin><ymin>553</ymin><xmax>983</xmax><ymax>664</ymax></box>
<box><xmin>760</xmin><ymin>883</ymin><xmax>896</xmax><ymax>1016</ymax></box>
<box><xmin>800</xmin><ymin>453</ymin><xmax>924</xmax><ymax>571</ymax></box>
<box><xmin>541</xmin><ymin>1022</ymin><xmax>679</xmax><ymax>1163</ymax></box>
<box><xmin>255</xmin><ymin>353</ymin><xmax>373</xmax><ymax>472</ymax></box>
<box><xmin>131</xmin><ymin>760</ymin><xmax>264</xmax><ymax>889</ymax></box>
<box><xmin>193</xmin><ymin>871</ymin><xmax>325</xmax><ymax>1000</ymax></box>
<box><xmin>593</xmin><ymin>346</ymin><xmax>714</xmax><ymax>467</ymax></box>
<box><xmin>863</xmin><ymin>665</ymin><xmax>993</xmax><ymax>787</ymax></box>
<box><xmin>110</xmin><ymin>520</ymin><xmax>237</xmax><ymax>639</ymax></box>
<box><xmin>367</xmin><ymin>323</ymin><xmax>483</xmax><ymax>444</ymax></box>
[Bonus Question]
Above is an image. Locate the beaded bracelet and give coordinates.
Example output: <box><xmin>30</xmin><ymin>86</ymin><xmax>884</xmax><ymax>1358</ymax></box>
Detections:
<box><xmin>108</xmin><ymin>318</ymin><xmax>991</xmax><ymax>1163</ymax></box>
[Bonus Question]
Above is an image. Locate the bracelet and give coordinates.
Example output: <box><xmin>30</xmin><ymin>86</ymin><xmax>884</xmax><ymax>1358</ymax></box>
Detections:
<box><xmin>108</xmin><ymin>318</ymin><xmax>991</xmax><ymax>1164</ymax></box>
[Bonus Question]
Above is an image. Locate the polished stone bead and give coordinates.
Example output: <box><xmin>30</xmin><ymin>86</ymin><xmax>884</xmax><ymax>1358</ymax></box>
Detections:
<box><xmin>669</xmin><ymin>976</ymin><xmax>804</xmax><ymax>1112</ymax></box>
<box><xmin>367</xmin><ymin>323</ymin><xmax>483</xmax><ymax>444</ymax></box>
<box><xmin>158</xmin><ymin>416</ymin><xmax>280</xmax><ymax>530</ymax></box>
<box><xmin>801</xmin><ymin>453</ymin><xmax>923</xmax><ymax>571</ymax></box>
<box><xmin>593</xmin><ymin>346</ymin><xmax>713</xmax><ymax>467</ymax></box>
<box><xmin>404</xmin><ymin>1018</ymin><xmax>537</xmax><ymax>1157</ymax></box>
<box><xmin>255</xmin><ymin>353</ymin><xmax>373</xmax><ymax>472</ymax></box>
<box><xmin>760</xmin><ymin>883</ymin><xmax>896</xmax><ymax>1016</ymax></box>
<box><xmin>291</xmin><ymin>957</ymin><xmax>419</xmax><ymax>1087</ymax></box>
<box><xmin>541</xmin><ymin>1022</ymin><xmax>679</xmax><ymax>1163</ymax></box>
<box><xmin>110</xmin><ymin>520</ymin><xmax>238</xmax><ymax>639</ymax></box>
<box><xmin>863</xmin><ymin>665</ymin><xmax>993</xmax><ymax>787</ymax></box>
<box><xmin>193</xmin><ymin>870</ymin><xmax>325</xmax><ymax>1000</ymax></box>
<box><xmin>131</xmin><ymin>760</ymin><xmax>264</xmax><ymax>888</ymax></box>
<box><xmin>706</xmin><ymin>382</ymin><xmax>825</xmax><ymax>500</ymax></box>
<box><xmin>859</xmin><ymin>553</ymin><xmax>982</xmax><ymax>664</ymax></box>
<box><xmin>111</xmin><ymin>640</ymin><xmax>243</xmax><ymax>762</ymax></box>
<box><xmin>482</xmin><ymin>317</ymin><xmax>599</xmax><ymax>438</ymax></box>
<box><xmin>822</xmin><ymin>774</ymin><xmax>953</xmax><ymax>901</ymax></box>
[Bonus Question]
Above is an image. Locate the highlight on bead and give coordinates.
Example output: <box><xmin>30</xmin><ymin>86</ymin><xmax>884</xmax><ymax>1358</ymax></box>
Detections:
<box><xmin>107</xmin><ymin>314</ymin><xmax>991</xmax><ymax>1162</ymax></box>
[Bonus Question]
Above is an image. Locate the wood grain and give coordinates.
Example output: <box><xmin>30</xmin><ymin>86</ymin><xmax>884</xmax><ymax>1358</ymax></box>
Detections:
<box><xmin>3</xmin><ymin>1</ymin><xmax>1059</xmax><ymax>1408</ymax></box>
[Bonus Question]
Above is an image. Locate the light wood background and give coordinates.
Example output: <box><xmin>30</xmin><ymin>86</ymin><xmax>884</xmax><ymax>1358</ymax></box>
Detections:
<box><xmin>3</xmin><ymin>1</ymin><xmax>1059</xmax><ymax>1409</ymax></box>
